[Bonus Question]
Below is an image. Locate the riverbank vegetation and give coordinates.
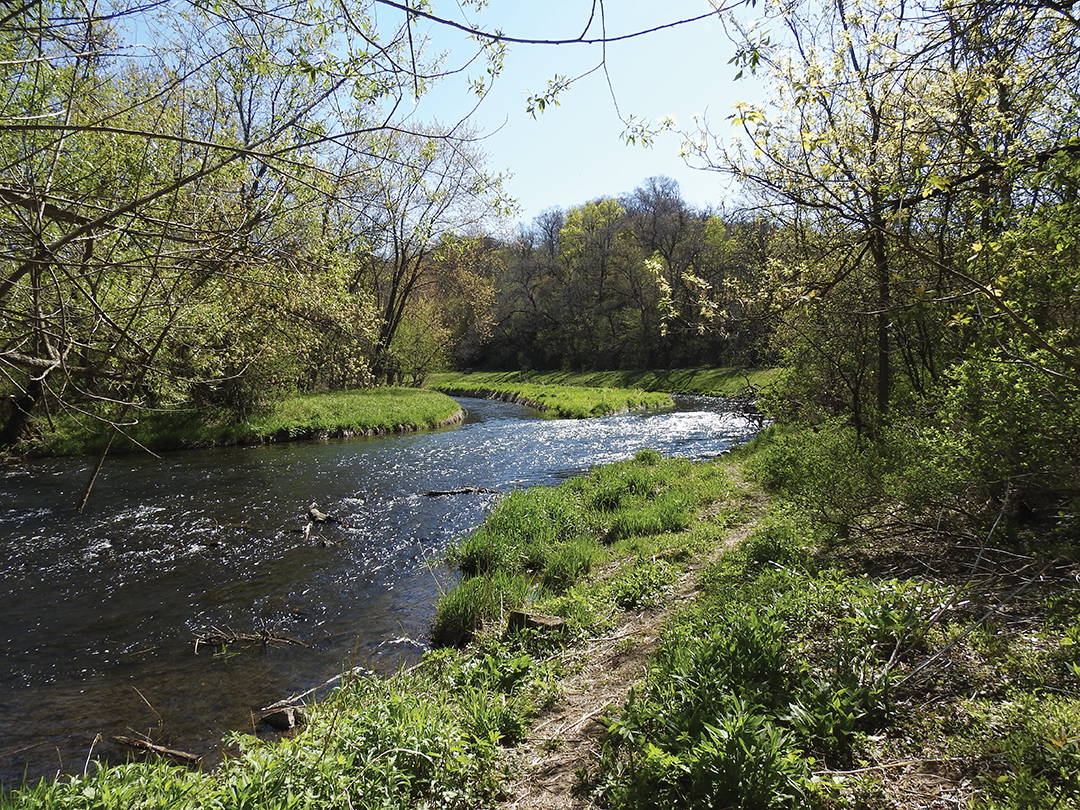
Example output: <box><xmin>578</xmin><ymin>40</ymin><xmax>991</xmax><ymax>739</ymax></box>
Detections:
<box><xmin>6</xmin><ymin>428</ymin><xmax>1078</xmax><ymax>809</ymax></box>
<box><xmin>431</xmin><ymin>449</ymin><xmax>737</xmax><ymax>646</ymax></box>
<box><xmin>26</xmin><ymin>388</ymin><xmax>463</xmax><ymax>458</ymax></box>
<box><xmin>431</xmin><ymin>367</ymin><xmax>780</xmax><ymax>398</ymax></box>
<box><xmin>429</xmin><ymin>378</ymin><xmax>674</xmax><ymax>419</ymax></box>
<box><xmin>592</xmin><ymin>428</ymin><xmax>1080</xmax><ymax>810</ymax></box>
<box><xmin>3</xmin><ymin>0</ymin><xmax>1078</xmax><ymax>805</ymax></box>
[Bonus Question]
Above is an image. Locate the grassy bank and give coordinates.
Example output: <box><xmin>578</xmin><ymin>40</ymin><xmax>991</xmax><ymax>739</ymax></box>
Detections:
<box><xmin>429</xmin><ymin>366</ymin><xmax>779</xmax><ymax>398</ymax></box>
<box><xmin>28</xmin><ymin>388</ymin><xmax>464</xmax><ymax>457</ymax></box>
<box><xmin>429</xmin><ymin>377</ymin><xmax>673</xmax><ymax>419</ymax></box>
<box><xmin>5</xmin><ymin>425</ymin><xmax>1078</xmax><ymax>809</ymax></box>
<box><xmin>431</xmin><ymin>448</ymin><xmax>741</xmax><ymax>646</ymax></box>
<box><xmin>586</xmin><ymin>429</ymin><xmax>1080</xmax><ymax>809</ymax></box>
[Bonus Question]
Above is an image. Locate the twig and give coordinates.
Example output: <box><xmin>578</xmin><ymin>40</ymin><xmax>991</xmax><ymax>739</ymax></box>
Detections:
<box><xmin>552</xmin><ymin>706</ymin><xmax>610</xmax><ymax>738</ymax></box>
<box><xmin>192</xmin><ymin>627</ymin><xmax>309</xmax><ymax>653</ymax></box>
<box><xmin>814</xmin><ymin>756</ymin><xmax>969</xmax><ymax>776</ymax></box>
<box><xmin>110</xmin><ymin>736</ymin><xmax>202</xmax><ymax>766</ymax></box>
<box><xmin>261</xmin><ymin>666</ymin><xmax>370</xmax><ymax>711</ymax></box>
<box><xmin>896</xmin><ymin>562</ymin><xmax>1051</xmax><ymax>687</ymax></box>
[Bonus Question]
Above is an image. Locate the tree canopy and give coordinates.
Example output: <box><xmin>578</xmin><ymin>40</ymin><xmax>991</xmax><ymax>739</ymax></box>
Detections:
<box><xmin>0</xmin><ymin>0</ymin><xmax>511</xmax><ymax>446</ymax></box>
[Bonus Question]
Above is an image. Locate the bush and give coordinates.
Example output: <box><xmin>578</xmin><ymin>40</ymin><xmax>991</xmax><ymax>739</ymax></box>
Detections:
<box><xmin>745</xmin><ymin>423</ymin><xmax>899</xmax><ymax>535</ymax></box>
<box><xmin>903</xmin><ymin>356</ymin><xmax>1080</xmax><ymax>527</ymax></box>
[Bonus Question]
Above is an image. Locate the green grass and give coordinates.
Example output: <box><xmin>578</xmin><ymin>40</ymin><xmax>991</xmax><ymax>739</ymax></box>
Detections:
<box><xmin>430</xmin><ymin>366</ymin><xmax>779</xmax><ymax>398</ymax></box>
<box><xmin>429</xmin><ymin>376</ymin><xmax>673</xmax><ymax>419</ymax></box>
<box><xmin>586</xmin><ymin>430</ymin><xmax>1080</xmax><ymax>810</ymax></box>
<box><xmin>27</xmin><ymin>388</ymin><xmax>463</xmax><ymax>457</ymax></box>
<box><xmin>432</xmin><ymin>449</ymin><xmax>740</xmax><ymax>646</ymax></box>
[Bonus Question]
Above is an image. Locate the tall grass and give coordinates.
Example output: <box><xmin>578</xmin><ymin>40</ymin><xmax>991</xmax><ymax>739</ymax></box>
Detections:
<box><xmin>28</xmin><ymin>388</ymin><xmax>463</xmax><ymax>457</ymax></box>
<box><xmin>433</xmin><ymin>449</ymin><xmax>737</xmax><ymax>646</ymax></box>
<box><xmin>591</xmin><ymin>431</ymin><xmax>1080</xmax><ymax>810</ymax></box>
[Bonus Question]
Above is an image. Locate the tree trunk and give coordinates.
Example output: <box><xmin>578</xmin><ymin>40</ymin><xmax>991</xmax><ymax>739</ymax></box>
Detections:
<box><xmin>1</xmin><ymin>376</ymin><xmax>44</xmax><ymax>448</ymax></box>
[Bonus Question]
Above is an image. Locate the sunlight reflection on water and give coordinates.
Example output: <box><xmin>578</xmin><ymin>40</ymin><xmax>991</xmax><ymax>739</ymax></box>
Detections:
<box><xmin>0</xmin><ymin>395</ymin><xmax>756</xmax><ymax>786</ymax></box>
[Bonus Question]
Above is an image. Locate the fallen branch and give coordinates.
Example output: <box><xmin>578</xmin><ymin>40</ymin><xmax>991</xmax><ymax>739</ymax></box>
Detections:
<box><xmin>110</xmin><ymin>736</ymin><xmax>202</xmax><ymax>766</ymax></box>
<box><xmin>193</xmin><ymin>627</ymin><xmax>309</xmax><ymax>654</ymax></box>
<box><xmin>421</xmin><ymin>486</ymin><xmax>502</xmax><ymax>497</ymax></box>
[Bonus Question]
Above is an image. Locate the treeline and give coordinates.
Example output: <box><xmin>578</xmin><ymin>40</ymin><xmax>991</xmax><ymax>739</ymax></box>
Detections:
<box><xmin>468</xmin><ymin>177</ymin><xmax>775</xmax><ymax>372</ymax></box>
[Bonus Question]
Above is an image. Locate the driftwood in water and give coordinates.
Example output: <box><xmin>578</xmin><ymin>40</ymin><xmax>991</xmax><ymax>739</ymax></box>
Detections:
<box><xmin>421</xmin><ymin>486</ymin><xmax>502</xmax><ymax>497</ymax></box>
<box><xmin>193</xmin><ymin>627</ymin><xmax>309</xmax><ymax>654</ymax></box>
<box><xmin>111</xmin><ymin>736</ymin><xmax>202</xmax><ymax>766</ymax></box>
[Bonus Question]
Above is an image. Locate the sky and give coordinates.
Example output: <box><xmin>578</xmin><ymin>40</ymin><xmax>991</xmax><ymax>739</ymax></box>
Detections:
<box><xmin>391</xmin><ymin>0</ymin><xmax>766</xmax><ymax>228</ymax></box>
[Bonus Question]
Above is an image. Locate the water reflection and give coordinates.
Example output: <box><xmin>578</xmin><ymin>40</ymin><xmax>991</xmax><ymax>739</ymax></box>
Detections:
<box><xmin>0</xmin><ymin>396</ymin><xmax>756</xmax><ymax>786</ymax></box>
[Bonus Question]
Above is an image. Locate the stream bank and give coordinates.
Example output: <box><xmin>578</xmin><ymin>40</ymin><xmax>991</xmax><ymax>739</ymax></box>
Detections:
<box><xmin>5</xmin><ymin>429</ymin><xmax>1077</xmax><ymax>809</ymax></box>
<box><xmin>0</xmin><ymin>395</ymin><xmax>757</xmax><ymax>789</ymax></box>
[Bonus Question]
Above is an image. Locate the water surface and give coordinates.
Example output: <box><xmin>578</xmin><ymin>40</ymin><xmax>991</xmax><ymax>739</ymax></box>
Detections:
<box><xmin>0</xmin><ymin>396</ymin><xmax>756</xmax><ymax>786</ymax></box>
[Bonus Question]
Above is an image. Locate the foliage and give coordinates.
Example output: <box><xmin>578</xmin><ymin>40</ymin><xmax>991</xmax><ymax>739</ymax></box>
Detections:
<box><xmin>666</xmin><ymin>0</ymin><xmax>1080</xmax><ymax>464</ymax></box>
<box><xmin>430</xmin><ymin>569</ymin><xmax>535</xmax><ymax>648</ymax></box>
<box><xmin>430</xmin><ymin>379</ymin><xmax>673</xmax><ymax>419</ymax></box>
<box><xmin>348</xmin><ymin>130</ymin><xmax>510</xmax><ymax>385</ymax></box>
<box><xmin>476</xmin><ymin>179</ymin><xmax>777</xmax><ymax>372</ymax></box>
<box><xmin>968</xmin><ymin>693</ymin><xmax>1080</xmax><ymax>810</ymax></box>
<box><xmin>431</xmin><ymin>367</ymin><xmax>780</xmax><ymax>397</ymax></box>
<box><xmin>27</xmin><ymin>388</ymin><xmax>463</xmax><ymax>457</ymax></box>
<box><xmin>743</xmin><ymin>423</ymin><xmax>900</xmax><ymax>535</ymax></box>
<box><xmin>0</xmin><ymin>646</ymin><xmax>556</xmax><ymax>810</ymax></box>
<box><xmin>0</xmin><ymin>0</ymin><xmax>510</xmax><ymax>453</ymax></box>
<box><xmin>902</xmin><ymin>356</ymin><xmax>1080</xmax><ymax>518</ymax></box>
<box><xmin>8</xmin><ymin>435</ymin><xmax>1080</xmax><ymax>809</ymax></box>
<box><xmin>593</xmin><ymin>477</ymin><xmax>1080</xmax><ymax>809</ymax></box>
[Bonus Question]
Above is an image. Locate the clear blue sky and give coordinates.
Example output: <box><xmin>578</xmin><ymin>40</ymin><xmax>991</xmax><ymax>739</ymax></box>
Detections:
<box><xmin>393</xmin><ymin>0</ymin><xmax>764</xmax><ymax>227</ymax></box>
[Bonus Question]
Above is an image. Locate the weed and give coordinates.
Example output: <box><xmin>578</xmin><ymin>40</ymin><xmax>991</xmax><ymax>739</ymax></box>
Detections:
<box><xmin>605</xmin><ymin>559</ymin><xmax>678</xmax><ymax>610</ymax></box>
<box><xmin>431</xmin><ymin>570</ymin><xmax>532</xmax><ymax>646</ymax></box>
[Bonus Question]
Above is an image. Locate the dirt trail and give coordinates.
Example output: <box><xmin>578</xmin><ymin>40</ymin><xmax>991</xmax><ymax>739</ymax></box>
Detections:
<box><xmin>499</xmin><ymin>515</ymin><xmax>759</xmax><ymax>810</ymax></box>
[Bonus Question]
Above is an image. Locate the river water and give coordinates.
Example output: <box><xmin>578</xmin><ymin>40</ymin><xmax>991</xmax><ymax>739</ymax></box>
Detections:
<box><xmin>0</xmin><ymin>396</ymin><xmax>756</xmax><ymax>787</ymax></box>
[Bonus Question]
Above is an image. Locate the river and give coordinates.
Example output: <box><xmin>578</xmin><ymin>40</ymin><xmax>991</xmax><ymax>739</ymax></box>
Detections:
<box><xmin>0</xmin><ymin>396</ymin><xmax>757</xmax><ymax>788</ymax></box>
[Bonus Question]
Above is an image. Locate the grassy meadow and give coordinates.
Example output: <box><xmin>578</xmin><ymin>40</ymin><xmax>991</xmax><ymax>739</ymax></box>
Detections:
<box><xmin>25</xmin><ymin>388</ymin><xmax>464</xmax><ymax>457</ymax></box>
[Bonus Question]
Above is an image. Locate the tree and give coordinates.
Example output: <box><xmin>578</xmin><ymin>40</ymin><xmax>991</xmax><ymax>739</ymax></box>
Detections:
<box><xmin>349</xmin><ymin>127</ymin><xmax>510</xmax><ymax>383</ymax></box>
<box><xmin>0</xmin><ymin>0</ymin><xmax>498</xmax><ymax>446</ymax></box>
<box><xmin>679</xmin><ymin>0</ymin><xmax>1079</xmax><ymax>434</ymax></box>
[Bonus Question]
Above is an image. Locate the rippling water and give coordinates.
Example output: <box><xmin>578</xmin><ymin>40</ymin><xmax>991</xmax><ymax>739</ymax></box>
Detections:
<box><xmin>0</xmin><ymin>396</ymin><xmax>756</xmax><ymax>787</ymax></box>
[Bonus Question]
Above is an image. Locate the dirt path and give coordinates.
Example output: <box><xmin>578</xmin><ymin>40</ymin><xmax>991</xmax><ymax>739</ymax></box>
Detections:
<box><xmin>499</xmin><ymin>512</ymin><xmax>760</xmax><ymax>810</ymax></box>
